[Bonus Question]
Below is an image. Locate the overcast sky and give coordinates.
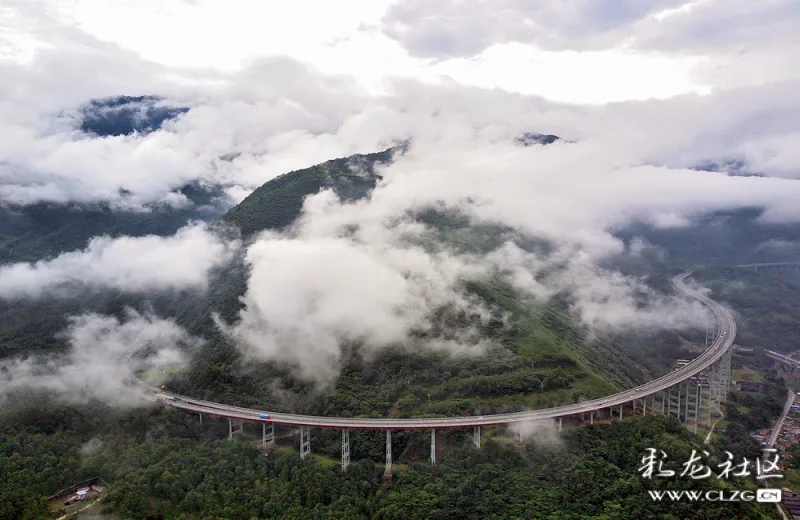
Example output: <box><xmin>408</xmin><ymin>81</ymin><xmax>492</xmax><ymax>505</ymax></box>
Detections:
<box><xmin>2</xmin><ymin>0</ymin><xmax>799</xmax><ymax>387</ymax></box>
<box><xmin>4</xmin><ymin>0</ymin><xmax>796</xmax><ymax>104</ymax></box>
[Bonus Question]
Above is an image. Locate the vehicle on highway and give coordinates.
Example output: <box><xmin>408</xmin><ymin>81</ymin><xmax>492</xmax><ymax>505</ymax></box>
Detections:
<box><xmin>259</xmin><ymin>413</ymin><xmax>270</xmax><ymax>419</ymax></box>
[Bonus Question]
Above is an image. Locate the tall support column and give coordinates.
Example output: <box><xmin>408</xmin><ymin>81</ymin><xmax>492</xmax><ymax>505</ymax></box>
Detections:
<box><xmin>590</xmin><ymin>411</ymin><xmax>594</xmax><ymax>425</ymax></box>
<box><xmin>693</xmin><ymin>383</ymin><xmax>701</xmax><ymax>434</ymax></box>
<box><xmin>384</xmin><ymin>430</ymin><xmax>392</xmax><ymax>479</ymax></box>
<box><xmin>228</xmin><ymin>419</ymin><xmax>243</xmax><ymax>440</ymax></box>
<box><xmin>300</xmin><ymin>427</ymin><xmax>311</xmax><ymax>459</ymax></box>
<box><xmin>662</xmin><ymin>391</ymin><xmax>666</xmax><ymax>415</ymax></box>
<box><xmin>473</xmin><ymin>427</ymin><xmax>481</xmax><ymax>449</ymax></box>
<box><xmin>199</xmin><ymin>413</ymin><xmax>203</xmax><ymax>426</ymax></box>
<box><xmin>719</xmin><ymin>348</ymin><xmax>732</xmax><ymax>402</ymax></box>
<box><xmin>430</xmin><ymin>430</ymin><xmax>436</xmax><ymax>465</ymax></box>
<box><xmin>262</xmin><ymin>423</ymin><xmax>275</xmax><ymax>450</ymax></box>
<box><xmin>684</xmin><ymin>380</ymin><xmax>690</xmax><ymax>422</ymax></box>
<box><xmin>708</xmin><ymin>364</ymin><xmax>721</xmax><ymax>418</ymax></box>
<box><xmin>619</xmin><ymin>405</ymin><xmax>623</xmax><ymax>419</ymax></box>
<box><xmin>558</xmin><ymin>417</ymin><xmax>563</xmax><ymax>432</ymax></box>
<box><xmin>643</xmin><ymin>398</ymin><xmax>647</xmax><ymax>417</ymax></box>
<box><xmin>341</xmin><ymin>429</ymin><xmax>350</xmax><ymax>472</ymax></box>
<box><xmin>667</xmin><ymin>389</ymin><xmax>673</xmax><ymax>418</ymax></box>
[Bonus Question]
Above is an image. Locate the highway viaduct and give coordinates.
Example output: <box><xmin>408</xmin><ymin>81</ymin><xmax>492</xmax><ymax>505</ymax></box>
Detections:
<box><xmin>735</xmin><ymin>261</ymin><xmax>800</xmax><ymax>272</ymax></box>
<box><xmin>125</xmin><ymin>272</ymin><xmax>736</xmax><ymax>477</ymax></box>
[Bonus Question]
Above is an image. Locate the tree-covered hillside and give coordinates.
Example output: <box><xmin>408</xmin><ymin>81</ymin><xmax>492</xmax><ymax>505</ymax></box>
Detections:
<box><xmin>220</xmin><ymin>146</ymin><xmax>398</xmax><ymax>237</ymax></box>
<box><xmin>0</xmin><ymin>184</ymin><xmax>228</xmax><ymax>264</ymax></box>
<box><xmin>0</xmin><ymin>404</ymin><xmax>775</xmax><ymax>520</ymax></box>
<box><xmin>616</xmin><ymin>207</ymin><xmax>800</xmax><ymax>269</ymax></box>
<box><xmin>693</xmin><ymin>266</ymin><xmax>800</xmax><ymax>352</ymax></box>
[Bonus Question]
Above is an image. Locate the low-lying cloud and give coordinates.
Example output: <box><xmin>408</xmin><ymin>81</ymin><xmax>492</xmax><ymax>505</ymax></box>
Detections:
<box><xmin>226</xmin><ymin>228</ymin><xmax>491</xmax><ymax>383</ymax></box>
<box><xmin>0</xmin><ymin>222</ymin><xmax>238</xmax><ymax>299</ymax></box>
<box><xmin>509</xmin><ymin>419</ymin><xmax>562</xmax><ymax>446</ymax></box>
<box><xmin>0</xmin><ymin>311</ymin><xmax>192</xmax><ymax>406</ymax></box>
<box><xmin>2</xmin><ymin>2</ymin><xmax>800</xmax><ymax>392</ymax></box>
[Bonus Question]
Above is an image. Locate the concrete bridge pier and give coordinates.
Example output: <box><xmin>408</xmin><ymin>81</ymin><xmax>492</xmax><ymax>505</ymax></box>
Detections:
<box><xmin>431</xmin><ymin>430</ymin><xmax>437</xmax><ymax>465</ymax></box>
<box><xmin>558</xmin><ymin>417</ymin><xmax>563</xmax><ymax>432</ymax></box>
<box><xmin>473</xmin><ymin>426</ymin><xmax>481</xmax><ymax>449</ymax></box>
<box><xmin>667</xmin><ymin>388</ymin><xmax>675</xmax><ymax>418</ymax></box>
<box><xmin>341</xmin><ymin>429</ymin><xmax>350</xmax><ymax>471</ymax></box>
<box><xmin>383</xmin><ymin>430</ymin><xmax>392</xmax><ymax>481</ymax></box>
<box><xmin>300</xmin><ymin>427</ymin><xmax>311</xmax><ymax>459</ymax></box>
<box><xmin>262</xmin><ymin>423</ymin><xmax>275</xmax><ymax>450</ymax></box>
<box><xmin>228</xmin><ymin>419</ymin><xmax>243</xmax><ymax>441</ymax></box>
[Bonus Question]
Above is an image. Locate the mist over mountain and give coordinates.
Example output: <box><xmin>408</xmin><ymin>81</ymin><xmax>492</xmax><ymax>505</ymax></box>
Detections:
<box><xmin>1</xmin><ymin>91</ymin><xmax>799</xmax><ymax>388</ymax></box>
<box><xmin>3</xmin><ymin>3</ymin><xmax>800</xmax><ymax>518</ymax></box>
<box><xmin>76</xmin><ymin>95</ymin><xmax>190</xmax><ymax>137</ymax></box>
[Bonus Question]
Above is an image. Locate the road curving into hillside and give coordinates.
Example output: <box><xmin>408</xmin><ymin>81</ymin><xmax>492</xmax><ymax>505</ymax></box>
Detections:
<box><xmin>125</xmin><ymin>271</ymin><xmax>736</xmax><ymax>430</ymax></box>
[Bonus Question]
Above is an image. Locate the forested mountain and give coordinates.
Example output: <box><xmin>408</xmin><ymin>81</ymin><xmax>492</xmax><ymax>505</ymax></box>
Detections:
<box><xmin>0</xmin><ymin>405</ymin><xmax>773</xmax><ymax>520</ymax></box>
<box><xmin>0</xmin><ymin>183</ymin><xmax>229</xmax><ymax>264</ymax></box>
<box><xmin>0</xmin><ymin>96</ymin><xmax>227</xmax><ymax>264</ymax></box>
<box><xmin>221</xmin><ymin>146</ymin><xmax>397</xmax><ymax>237</ymax></box>
<box><xmin>0</xmin><ymin>97</ymin><xmax>795</xmax><ymax>519</ymax></box>
<box><xmin>617</xmin><ymin>207</ymin><xmax>800</xmax><ymax>269</ymax></box>
<box><xmin>694</xmin><ymin>266</ymin><xmax>800</xmax><ymax>352</ymax></box>
<box><xmin>77</xmin><ymin>95</ymin><xmax>189</xmax><ymax>137</ymax></box>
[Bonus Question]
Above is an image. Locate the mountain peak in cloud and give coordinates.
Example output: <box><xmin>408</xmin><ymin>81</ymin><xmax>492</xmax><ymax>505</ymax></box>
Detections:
<box><xmin>77</xmin><ymin>95</ymin><xmax>190</xmax><ymax>137</ymax></box>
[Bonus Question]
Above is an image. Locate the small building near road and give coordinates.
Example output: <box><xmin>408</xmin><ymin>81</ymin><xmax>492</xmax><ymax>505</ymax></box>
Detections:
<box><xmin>739</xmin><ymin>381</ymin><xmax>763</xmax><ymax>392</ymax></box>
<box><xmin>47</xmin><ymin>477</ymin><xmax>110</xmax><ymax>515</ymax></box>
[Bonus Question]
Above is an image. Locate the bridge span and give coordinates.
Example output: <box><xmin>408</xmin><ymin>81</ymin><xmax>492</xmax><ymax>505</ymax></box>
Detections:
<box><xmin>125</xmin><ymin>272</ymin><xmax>735</xmax><ymax>472</ymax></box>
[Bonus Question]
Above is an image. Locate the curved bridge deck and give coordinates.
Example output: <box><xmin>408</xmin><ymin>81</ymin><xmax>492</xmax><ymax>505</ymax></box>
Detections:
<box><xmin>127</xmin><ymin>272</ymin><xmax>735</xmax><ymax>430</ymax></box>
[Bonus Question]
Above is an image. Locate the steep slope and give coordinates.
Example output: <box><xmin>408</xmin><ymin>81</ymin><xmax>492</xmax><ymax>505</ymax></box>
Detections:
<box><xmin>0</xmin><ymin>187</ymin><xmax>228</xmax><ymax>264</ymax></box>
<box><xmin>164</xmin><ymin>135</ymin><xmax>667</xmax><ymax>416</ymax></box>
<box><xmin>616</xmin><ymin>207</ymin><xmax>800</xmax><ymax>268</ymax></box>
<box><xmin>0</xmin><ymin>96</ymin><xmax>227</xmax><ymax>264</ymax></box>
<box><xmin>221</xmin><ymin>146</ymin><xmax>397</xmax><ymax>237</ymax></box>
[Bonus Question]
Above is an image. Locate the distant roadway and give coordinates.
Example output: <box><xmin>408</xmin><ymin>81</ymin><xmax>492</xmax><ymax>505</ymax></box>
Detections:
<box><xmin>125</xmin><ymin>272</ymin><xmax>736</xmax><ymax>430</ymax></box>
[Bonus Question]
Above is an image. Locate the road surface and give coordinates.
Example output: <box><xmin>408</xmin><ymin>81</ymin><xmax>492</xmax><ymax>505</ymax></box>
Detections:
<box><xmin>767</xmin><ymin>388</ymin><xmax>795</xmax><ymax>449</ymax></box>
<box><xmin>766</xmin><ymin>350</ymin><xmax>800</xmax><ymax>370</ymax></box>
<box><xmin>125</xmin><ymin>272</ymin><xmax>736</xmax><ymax>430</ymax></box>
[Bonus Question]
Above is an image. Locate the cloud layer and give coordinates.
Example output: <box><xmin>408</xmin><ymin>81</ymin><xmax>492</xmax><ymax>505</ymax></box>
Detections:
<box><xmin>0</xmin><ymin>311</ymin><xmax>191</xmax><ymax>406</ymax></box>
<box><xmin>1</xmin><ymin>1</ymin><xmax>799</xmax><ymax>390</ymax></box>
<box><xmin>0</xmin><ymin>223</ymin><xmax>238</xmax><ymax>299</ymax></box>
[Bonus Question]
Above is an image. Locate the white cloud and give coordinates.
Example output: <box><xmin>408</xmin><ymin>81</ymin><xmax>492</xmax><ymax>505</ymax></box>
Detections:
<box><xmin>227</xmin><ymin>227</ymin><xmax>490</xmax><ymax>384</ymax></box>
<box><xmin>380</xmin><ymin>0</ymin><xmax>686</xmax><ymax>56</ymax></box>
<box><xmin>0</xmin><ymin>310</ymin><xmax>192</xmax><ymax>405</ymax></box>
<box><xmin>0</xmin><ymin>223</ymin><xmax>238</xmax><ymax>298</ymax></box>
<box><xmin>0</xmin><ymin>0</ymin><xmax>799</xmax><ymax>388</ymax></box>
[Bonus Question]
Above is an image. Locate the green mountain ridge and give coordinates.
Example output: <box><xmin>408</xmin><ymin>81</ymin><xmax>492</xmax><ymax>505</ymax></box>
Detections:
<box><xmin>221</xmin><ymin>146</ymin><xmax>397</xmax><ymax>237</ymax></box>
<box><xmin>162</xmin><ymin>137</ymin><xmax>674</xmax><ymax>421</ymax></box>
